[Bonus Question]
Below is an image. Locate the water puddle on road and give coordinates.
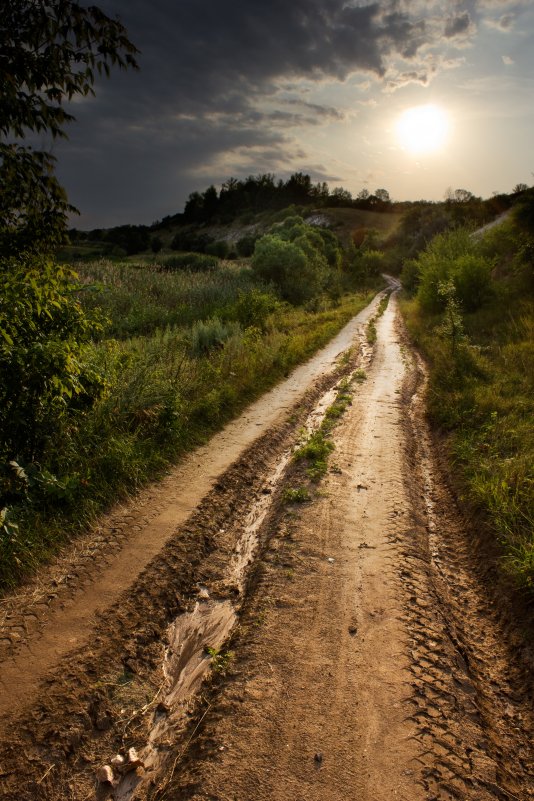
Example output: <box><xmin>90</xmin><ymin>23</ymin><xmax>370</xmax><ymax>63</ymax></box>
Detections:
<box><xmin>112</xmin><ymin>370</ymin><xmax>356</xmax><ymax>800</ymax></box>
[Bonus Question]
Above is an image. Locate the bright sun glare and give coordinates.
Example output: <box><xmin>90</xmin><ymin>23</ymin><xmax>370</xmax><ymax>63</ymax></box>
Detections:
<box><xmin>396</xmin><ymin>105</ymin><xmax>450</xmax><ymax>154</ymax></box>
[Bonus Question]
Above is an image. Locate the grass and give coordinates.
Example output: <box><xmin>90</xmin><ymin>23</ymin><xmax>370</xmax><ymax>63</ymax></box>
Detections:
<box><xmin>0</xmin><ymin>258</ymin><xmax>376</xmax><ymax>591</ymax></box>
<box><xmin>205</xmin><ymin>646</ymin><xmax>235</xmax><ymax>674</ymax></box>
<box><xmin>75</xmin><ymin>258</ymin><xmax>257</xmax><ymax>339</ymax></box>
<box><xmin>291</xmin><ymin>375</ymin><xmax>359</xmax><ymax>485</ymax></box>
<box><xmin>400</xmin><ymin>219</ymin><xmax>534</xmax><ymax>595</ymax></box>
<box><xmin>293</xmin><ymin>430</ymin><xmax>335</xmax><ymax>482</ymax></box>
<box><xmin>283</xmin><ymin>487</ymin><xmax>311</xmax><ymax>503</ymax></box>
<box><xmin>366</xmin><ymin>292</ymin><xmax>390</xmax><ymax>344</ymax></box>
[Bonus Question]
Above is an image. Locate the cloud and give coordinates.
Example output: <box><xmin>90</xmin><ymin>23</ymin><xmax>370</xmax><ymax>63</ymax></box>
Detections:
<box><xmin>484</xmin><ymin>13</ymin><xmax>515</xmax><ymax>30</ymax></box>
<box><xmin>444</xmin><ymin>11</ymin><xmax>476</xmax><ymax>39</ymax></box>
<box><xmin>56</xmin><ymin>0</ymin><xmax>483</xmax><ymax>224</ymax></box>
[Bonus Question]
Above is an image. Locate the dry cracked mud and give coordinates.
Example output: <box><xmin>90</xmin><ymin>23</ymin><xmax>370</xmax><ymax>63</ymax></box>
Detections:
<box><xmin>0</xmin><ymin>283</ymin><xmax>532</xmax><ymax>801</ymax></box>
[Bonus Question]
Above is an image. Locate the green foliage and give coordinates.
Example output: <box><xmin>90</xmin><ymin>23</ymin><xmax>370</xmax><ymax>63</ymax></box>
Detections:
<box><xmin>251</xmin><ymin>215</ymin><xmax>342</xmax><ymax>305</ymax></box>
<box><xmin>366</xmin><ymin>319</ymin><xmax>377</xmax><ymax>345</ymax></box>
<box><xmin>0</xmin><ymin>255</ymin><xmax>104</xmax><ymax>506</ymax></box>
<box><xmin>160</xmin><ymin>252</ymin><xmax>218</xmax><ymax>272</ymax></box>
<box><xmin>236</xmin><ymin>234</ymin><xmax>258</xmax><ymax>257</ymax></box>
<box><xmin>513</xmin><ymin>189</ymin><xmax>534</xmax><ymax>234</ymax></box>
<box><xmin>436</xmin><ymin>281</ymin><xmax>467</xmax><ymax>357</ymax></box>
<box><xmin>294</xmin><ymin>431</ymin><xmax>335</xmax><ymax>482</ymax></box>
<box><xmin>1</xmin><ymin>0</ymin><xmax>138</xmax><ymax>254</ymax></box>
<box><xmin>228</xmin><ymin>288</ymin><xmax>279</xmax><ymax>331</ymax></box>
<box><xmin>283</xmin><ymin>487</ymin><xmax>311</xmax><ymax>504</ymax></box>
<box><xmin>402</xmin><ymin>220</ymin><xmax>534</xmax><ymax>594</ymax></box>
<box><xmin>188</xmin><ymin>317</ymin><xmax>242</xmax><ymax>357</ymax></box>
<box><xmin>76</xmin><ymin>260</ymin><xmax>258</xmax><ymax>339</ymax></box>
<box><xmin>205</xmin><ymin>646</ymin><xmax>235</xmax><ymax>674</ymax></box>
<box><xmin>0</xmin><ymin>266</ymin><xmax>372</xmax><ymax>590</ymax></box>
<box><xmin>415</xmin><ymin>229</ymin><xmax>493</xmax><ymax>313</ymax></box>
<box><xmin>252</xmin><ymin>234</ymin><xmax>309</xmax><ymax>304</ymax></box>
<box><xmin>151</xmin><ymin>236</ymin><xmax>163</xmax><ymax>254</ymax></box>
<box><xmin>205</xmin><ymin>240</ymin><xmax>229</xmax><ymax>259</ymax></box>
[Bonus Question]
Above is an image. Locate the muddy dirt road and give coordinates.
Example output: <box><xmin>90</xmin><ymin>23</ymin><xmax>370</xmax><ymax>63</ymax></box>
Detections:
<box><xmin>0</xmin><ymin>285</ymin><xmax>532</xmax><ymax>801</ymax></box>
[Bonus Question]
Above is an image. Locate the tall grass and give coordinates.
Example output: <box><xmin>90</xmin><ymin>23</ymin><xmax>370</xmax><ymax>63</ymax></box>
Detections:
<box><xmin>76</xmin><ymin>259</ymin><xmax>259</xmax><ymax>338</ymax></box>
<box><xmin>401</xmin><ymin>222</ymin><xmax>534</xmax><ymax>594</ymax></box>
<box><xmin>1</xmin><ymin>257</ymin><xmax>375</xmax><ymax>590</ymax></box>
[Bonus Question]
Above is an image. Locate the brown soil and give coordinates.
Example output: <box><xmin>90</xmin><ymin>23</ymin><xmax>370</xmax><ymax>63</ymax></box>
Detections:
<box><xmin>0</xmin><ymin>288</ymin><xmax>532</xmax><ymax>801</ymax></box>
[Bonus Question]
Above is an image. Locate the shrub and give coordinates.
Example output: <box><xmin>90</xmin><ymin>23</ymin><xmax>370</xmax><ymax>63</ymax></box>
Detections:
<box><xmin>159</xmin><ymin>252</ymin><xmax>218</xmax><ymax>272</ymax></box>
<box><xmin>416</xmin><ymin>229</ymin><xmax>492</xmax><ymax>313</ymax></box>
<box><xmin>252</xmin><ymin>224</ymin><xmax>335</xmax><ymax>305</ymax></box>
<box><xmin>0</xmin><ymin>255</ymin><xmax>104</xmax><ymax>506</ymax></box>
<box><xmin>230</xmin><ymin>289</ymin><xmax>279</xmax><ymax>331</ymax></box>
<box><xmin>188</xmin><ymin>317</ymin><xmax>242</xmax><ymax>356</ymax></box>
<box><xmin>205</xmin><ymin>240</ymin><xmax>229</xmax><ymax>259</ymax></box>
<box><xmin>236</xmin><ymin>234</ymin><xmax>258</xmax><ymax>257</ymax></box>
<box><xmin>252</xmin><ymin>234</ymin><xmax>310</xmax><ymax>304</ymax></box>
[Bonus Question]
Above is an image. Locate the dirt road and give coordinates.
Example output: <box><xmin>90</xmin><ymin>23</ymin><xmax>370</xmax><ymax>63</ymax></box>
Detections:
<box><xmin>0</xmin><ymin>286</ymin><xmax>531</xmax><ymax>800</ymax></box>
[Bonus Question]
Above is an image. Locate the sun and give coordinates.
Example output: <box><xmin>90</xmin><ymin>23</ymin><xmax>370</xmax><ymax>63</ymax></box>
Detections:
<box><xmin>395</xmin><ymin>104</ymin><xmax>450</xmax><ymax>154</ymax></box>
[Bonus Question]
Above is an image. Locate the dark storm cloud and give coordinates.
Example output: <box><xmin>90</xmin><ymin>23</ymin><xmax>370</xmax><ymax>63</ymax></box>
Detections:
<box><xmin>444</xmin><ymin>11</ymin><xmax>474</xmax><ymax>38</ymax></box>
<box><xmin>56</xmin><ymin>0</ymin><xmax>470</xmax><ymax>225</ymax></box>
<box><xmin>93</xmin><ymin>0</ymin><xmax>432</xmax><ymax>116</ymax></box>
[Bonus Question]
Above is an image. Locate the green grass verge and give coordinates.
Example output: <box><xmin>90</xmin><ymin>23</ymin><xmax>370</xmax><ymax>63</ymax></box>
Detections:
<box><xmin>401</xmin><ymin>292</ymin><xmax>534</xmax><ymax>595</ymax></box>
<box><xmin>0</xmin><ymin>273</ymin><xmax>375</xmax><ymax>591</ymax></box>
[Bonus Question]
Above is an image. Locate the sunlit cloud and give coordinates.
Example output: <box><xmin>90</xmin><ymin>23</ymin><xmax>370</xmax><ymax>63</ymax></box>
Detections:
<box><xmin>51</xmin><ymin>0</ymin><xmax>534</xmax><ymax>225</ymax></box>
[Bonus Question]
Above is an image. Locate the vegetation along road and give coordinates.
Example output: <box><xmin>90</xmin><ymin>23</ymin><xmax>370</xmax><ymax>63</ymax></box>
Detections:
<box><xmin>0</xmin><ymin>279</ymin><xmax>531</xmax><ymax>801</ymax></box>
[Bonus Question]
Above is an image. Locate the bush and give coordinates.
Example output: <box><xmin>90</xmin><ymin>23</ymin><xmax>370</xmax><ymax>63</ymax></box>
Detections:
<box><xmin>0</xmin><ymin>255</ymin><xmax>104</xmax><ymax>506</ymax></box>
<box><xmin>188</xmin><ymin>317</ymin><xmax>242</xmax><ymax>356</ymax></box>
<box><xmin>229</xmin><ymin>288</ymin><xmax>279</xmax><ymax>331</ymax></box>
<box><xmin>416</xmin><ymin>229</ymin><xmax>492</xmax><ymax>313</ymax></box>
<box><xmin>236</xmin><ymin>234</ymin><xmax>258</xmax><ymax>257</ymax></box>
<box><xmin>251</xmin><ymin>214</ymin><xmax>342</xmax><ymax>305</ymax></box>
<box><xmin>205</xmin><ymin>240</ymin><xmax>229</xmax><ymax>259</ymax></box>
<box><xmin>252</xmin><ymin>235</ymin><xmax>309</xmax><ymax>304</ymax></box>
<box><xmin>159</xmin><ymin>252</ymin><xmax>218</xmax><ymax>272</ymax></box>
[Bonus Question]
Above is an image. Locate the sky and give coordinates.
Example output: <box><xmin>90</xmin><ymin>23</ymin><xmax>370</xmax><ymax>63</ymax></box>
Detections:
<box><xmin>50</xmin><ymin>0</ymin><xmax>534</xmax><ymax>228</ymax></box>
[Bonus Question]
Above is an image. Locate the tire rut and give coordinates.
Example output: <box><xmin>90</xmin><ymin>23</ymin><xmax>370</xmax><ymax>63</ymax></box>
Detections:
<box><xmin>0</xmin><ymin>292</ymin><xmax>384</xmax><ymax>800</ymax></box>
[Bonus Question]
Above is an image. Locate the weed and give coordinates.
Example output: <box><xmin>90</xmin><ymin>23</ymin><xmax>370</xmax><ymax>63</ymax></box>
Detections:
<box><xmin>205</xmin><ymin>646</ymin><xmax>235</xmax><ymax>674</ymax></box>
<box><xmin>285</xmin><ymin>568</ymin><xmax>295</xmax><ymax>580</ymax></box>
<box><xmin>366</xmin><ymin>318</ymin><xmax>377</xmax><ymax>344</ymax></box>
<box><xmin>0</xmin><ymin>265</ymin><xmax>374</xmax><ymax>591</ymax></box>
<box><xmin>337</xmin><ymin>348</ymin><xmax>353</xmax><ymax>366</ymax></box>
<box><xmin>283</xmin><ymin>487</ymin><xmax>311</xmax><ymax>503</ymax></box>
<box><xmin>293</xmin><ymin>430</ymin><xmax>335</xmax><ymax>482</ymax></box>
<box><xmin>376</xmin><ymin>294</ymin><xmax>390</xmax><ymax>317</ymax></box>
<box><xmin>400</xmin><ymin>220</ymin><xmax>534</xmax><ymax>594</ymax></box>
<box><xmin>353</xmin><ymin>368</ymin><xmax>367</xmax><ymax>382</ymax></box>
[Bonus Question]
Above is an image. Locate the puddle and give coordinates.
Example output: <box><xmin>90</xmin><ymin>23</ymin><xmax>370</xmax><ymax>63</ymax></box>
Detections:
<box><xmin>112</xmin><ymin>365</ymin><xmax>361</xmax><ymax>799</ymax></box>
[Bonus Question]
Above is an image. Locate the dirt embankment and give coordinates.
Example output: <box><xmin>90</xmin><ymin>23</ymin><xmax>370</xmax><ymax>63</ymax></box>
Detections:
<box><xmin>0</xmin><ymin>287</ymin><xmax>532</xmax><ymax>801</ymax></box>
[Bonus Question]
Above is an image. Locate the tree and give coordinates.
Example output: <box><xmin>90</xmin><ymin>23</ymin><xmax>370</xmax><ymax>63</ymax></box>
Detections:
<box><xmin>0</xmin><ymin>2</ymin><xmax>138</xmax><ymax>527</ymax></box>
<box><xmin>1</xmin><ymin>0</ymin><xmax>138</xmax><ymax>254</ymax></box>
<box><xmin>374</xmin><ymin>188</ymin><xmax>390</xmax><ymax>203</ymax></box>
<box><xmin>445</xmin><ymin>187</ymin><xmax>474</xmax><ymax>204</ymax></box>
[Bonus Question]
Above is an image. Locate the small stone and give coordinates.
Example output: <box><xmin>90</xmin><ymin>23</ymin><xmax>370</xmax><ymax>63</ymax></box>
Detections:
<box><xmin>198</xmin><ymin>586</ymin><xmax>210</xmax><ymax>599</ymax></box>
<box><xmin>327</xmin><ymin>557</ymin><xmax>335</xmax><ymax>564</ymax></box>
<box><xmin>110</xmin><ymin>755</ymin><xmax>125</xmax><ymax>769</ymax></box>
<box><xmin>314</xmin><ymin>752</ymin><xmax>323</xmax><ymax>764</ymax></box>
<box><xmin>125</xmin><ymin>747</ymin><xmax>144</xmax><ymax>771</ymax></box>
<box><xmin>348</xmin><ymin>625</ymin><xmax>358</xmax><ymax>636</ymax></box>
<box><xmin>96</xmin><ymin>765</ymin><xmax>114</xmax><ymax>784</ymax></box>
